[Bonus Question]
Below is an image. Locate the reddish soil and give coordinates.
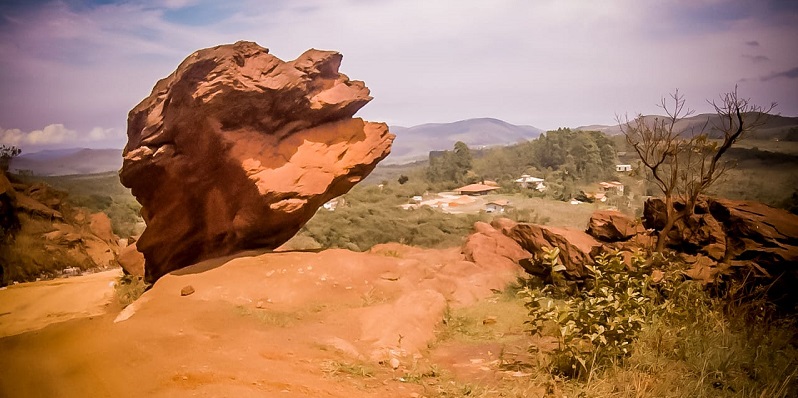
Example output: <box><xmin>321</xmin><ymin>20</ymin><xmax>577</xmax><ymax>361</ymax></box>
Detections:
<box><xmin>0</xmin><ymin>244</ymin><xmax>527</xmax><ymax>397</ymax></box>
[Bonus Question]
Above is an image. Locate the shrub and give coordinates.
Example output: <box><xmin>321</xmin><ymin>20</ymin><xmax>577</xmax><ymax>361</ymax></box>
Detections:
<box><xmin>521</xmin><ymin>249</ymin><xmax>667</xmax><ymax>379</ymax></box>
<box><xmin>114</xmin><ymin>274</ymin><xmax>148</xmax><ymax>307</ymax></box>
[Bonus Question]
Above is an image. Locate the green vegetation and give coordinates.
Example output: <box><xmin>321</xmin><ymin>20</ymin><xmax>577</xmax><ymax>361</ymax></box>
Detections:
<box><xmin>114</xmin><ymin>274</ymin><xmax>148</xmax><ymax>307</ymax></box>
<box><xmin>298</xmin><ymin>183</ymin><xmax>488</xmax><ymax>251</ymax></box>
<box><xmin>513</xmin><ymin>249</ymin><xmax>798</xmax><ymax>396</ymax></box>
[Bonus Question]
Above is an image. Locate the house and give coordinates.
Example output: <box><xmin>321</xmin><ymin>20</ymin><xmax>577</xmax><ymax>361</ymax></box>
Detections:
<box><xmin>485</xmin><ymin>199</ymin><xmax>511</xmax><ymax>213</ymax></box>
<box><xmin>599</xmin><ymin>181</ymin><xmax>625</xmax><ymax>194</ymax></box>
<box><xmin>323</xmin><ymin>198</ymin><xmax>339</xmax><ymax>211</ymax></box>
<box><xmin>615</xmin><ymin>164</ymin><xmax>632</xmax><ymax>172</ymax></box>
<box><xmin>455</xmin><ymin>183</ymin><xmax>501</xmax><ymax>196</ymax></box>
<box><xmin>514</xmin><ymin>174</ymin><xmax>546</xmax><ymax>191</ymax></box>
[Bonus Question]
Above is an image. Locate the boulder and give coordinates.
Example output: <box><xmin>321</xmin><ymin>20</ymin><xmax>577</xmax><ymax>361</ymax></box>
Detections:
<box><xmin>120</xmin><ymin>41</ymin><xmax>394</xmax><ymax>282</ymax></box>
<box><xmin>586</xmin><ymin>210</ymin><xmax>640</xmax><ymax>242</ymax></box>
<box><xmin>89</xmin><ymin>212</ymin><xmax>116</xmax><ymax>245</ymax></box>
<box><xmin>643</xmin><ymin>197</ymin><xmax>726</xmax><ymax>260</ymax></box>
<box><xmin>509</xmin><ymin>223</ymin><xmax>602</xmax><ymax>278</ymax></box>
<box><xmin>462</xmin><ymin>221</ymin><xmax>530</xmax><ymax>272</ymax></box>
<box><xmin>709</xmin><ymin>198</ymin><xmax>798</xmax><ymax>272</ymax></box>
<box><xmin>117</xmin><ymin>242</ymin><xmax>145</xmax><ymax>277</ymax></box>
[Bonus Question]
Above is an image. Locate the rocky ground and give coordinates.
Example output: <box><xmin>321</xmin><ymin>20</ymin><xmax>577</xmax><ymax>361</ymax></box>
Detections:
<box><xmin>0</xmin><ymin>244</ymin><xmax>542</xmax><ymax>397</ymax></box>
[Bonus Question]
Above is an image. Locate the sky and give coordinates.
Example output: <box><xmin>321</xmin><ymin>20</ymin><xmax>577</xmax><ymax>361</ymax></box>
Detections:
<box><xmin>0</xmin><ymin>0</ymin><xmax>797</xmax><ymax>153</ymax></box>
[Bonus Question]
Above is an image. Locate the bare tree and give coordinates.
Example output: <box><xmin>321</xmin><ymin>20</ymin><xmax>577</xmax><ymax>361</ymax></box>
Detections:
<box><xmin>618</xmin><ymin>87</ymin><xmax>776</xmax><ymax>252</ymax></box>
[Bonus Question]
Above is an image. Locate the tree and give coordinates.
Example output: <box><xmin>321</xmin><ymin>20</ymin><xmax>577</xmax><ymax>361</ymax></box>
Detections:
<box><xmin>425</xmin><ymin>142</ymin><xmax>473</xmax><ymax>185</ymax></box>
<box><xmin>0</xmin><ymin>145</ymin><xmax>21</xmax><ymax>172</ymax></box>
<box><xmin>619</xmin><ymin>87</ymin><xmax>776</xmax><ymax>252</ymax></box>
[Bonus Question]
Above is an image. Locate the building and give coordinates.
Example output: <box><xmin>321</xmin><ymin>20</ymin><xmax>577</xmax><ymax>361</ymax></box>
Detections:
<box><xmin>454</xmin><ymin>183</ymin><xmax>501</xmax><ymax>196</ymax></box>
<box><xmin>485</xmin><ymin>199</ymin><xmax>511</xmax><ymax>213</ymax></box>
<box><xmin>615</xmin><ymin>164</ymin><xmax>632</xmax><ymax>172</ymax></box>
<box><xmin>599</xmin><ymin>181</ymin><xmax>625</xmax><ymax>194</ymax></box>
<box><xmin>514</xmin><ymin>174</ymin><xmax>546</xmax><ymax>191</ymax></box>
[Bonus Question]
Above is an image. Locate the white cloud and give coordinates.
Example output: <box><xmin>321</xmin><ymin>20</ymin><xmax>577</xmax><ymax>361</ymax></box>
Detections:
<box><xmin>0</xmin><ymin>124</ymin><xmax>76</xmax><ymax>146</ymax></box>
<box><xmin>0</xmin><ymin>124</ymin><xmax>123</xmax><ymax>150</ymax></box>
<box><xmin>0</xmin><ymin>0</ymin><xmax>795</xmax><ymax>140</ymax></box>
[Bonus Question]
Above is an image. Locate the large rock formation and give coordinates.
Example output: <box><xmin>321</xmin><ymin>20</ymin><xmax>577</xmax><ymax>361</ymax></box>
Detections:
<box><xmin>120</xmin><ymin>41</ymin><xmax>394</xmax><ymax>282</ymax></box>
<box><xmin>644</xmin><ymin>197</ymin><xmax>798</xmax><ymax>306</ymax></box>
<box><xmin>0</xmin><ymin>173</ymin><xmax>121</xmax><ymax>285</ymax></box>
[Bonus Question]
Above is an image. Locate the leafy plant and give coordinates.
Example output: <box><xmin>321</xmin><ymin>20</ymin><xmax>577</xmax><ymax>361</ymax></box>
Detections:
<box><xmin>522</xmin><ymin>249</ymin><xmax>665</xmax><ymax>379</ymax></box>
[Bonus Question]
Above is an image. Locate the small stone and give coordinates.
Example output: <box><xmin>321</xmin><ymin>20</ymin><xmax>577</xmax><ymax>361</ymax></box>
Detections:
<box><xmin>180</xmin><ymin>285</ymin><xmax>195</xmax><ymax>296</ymax></box>
<box><xmin>389</xmin><ymin>357</ymin><xmax>401</xmax><ymax>369</ymax></box>
<box><xmin>256</xmin><ymin>301</ymin><xmax>265</xmax><ymax>309</ymax></box>
<box><xmin>482</xmin><ymin>316</ymin><xmax>498</xmax><ymax>325</ymax></box>
<box><xmin>379</xmin><ymin>272</ymin><xmax>400</xmax><ymax>281</ymax></box>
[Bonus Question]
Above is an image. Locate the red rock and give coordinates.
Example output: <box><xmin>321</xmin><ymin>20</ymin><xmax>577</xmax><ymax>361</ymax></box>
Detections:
<box><xmin>120</xmin><ymin>42</ymin><xmax>394</xmax><ymax>282</ymax></box>
<box><xmin>509</xmin><ymin>223</ymin><xmax>602</xmax><ymax>278</ymax></box>
<box><xmin>117</xmin><ymin>242</ymin><xmax>145</xmax><ymax>277</ymax></box>
<box><xmin>490</xmin><ymin>217</ymin><xmax>518</xmax><ymax>235</ymax></box>
<box><xmin>709</xmin><ymin>198</ymin><xmax>798</xmax><ymax>261</ymax></box>
<box><xmin>89</xmin><ymin>212</ymin><xmax>116</xmax><ymax>245</ymax></box>
<box><xmin>462</xmin><ymin>221</ymin><xmax>530</xmax><ymax>272</ymax></box>
<box><xmin>586</xmin><ymin>210</ymin><xmax>641</xmax><ymax>242</ymax></box>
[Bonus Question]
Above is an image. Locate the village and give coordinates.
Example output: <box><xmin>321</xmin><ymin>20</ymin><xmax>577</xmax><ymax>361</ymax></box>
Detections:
<box><xmin>325</xmin><ymin>165</ymin><xmax>634</xmax><ymax>219</ymax></box>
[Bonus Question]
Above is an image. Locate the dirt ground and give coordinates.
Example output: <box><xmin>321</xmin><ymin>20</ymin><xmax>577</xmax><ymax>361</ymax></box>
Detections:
<box><xmin>0</xmin><ymin>244</ymin><xmax>537</xmax><ymax>397</ymax></box>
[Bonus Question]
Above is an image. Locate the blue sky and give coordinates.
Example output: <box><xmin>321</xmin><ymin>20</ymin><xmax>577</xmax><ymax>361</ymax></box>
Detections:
<box><xmin>1</xmin><ymin>0</ymin><xmax>797</xmax><ymax>152</ymax></box>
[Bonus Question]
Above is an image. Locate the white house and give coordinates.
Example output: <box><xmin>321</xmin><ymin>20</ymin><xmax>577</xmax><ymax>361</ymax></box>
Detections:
<box><xmin>599</xmin><ymin>181</ymin><xmax>625</xmax><ymax>194</ymax></box>
<box><xmin>515</xmin><ymin>175</ymin><xmax>546</xmax><ymax>191</ymax></box>
<box><xmin>485</xmin><ymin>199</ymin><xmax>511</xmax><ymax>213</ymax></box>
<box><xmin>615</xmin><ymin>164</ymin><xmax>632</xmax><ymax>172</ymax></box>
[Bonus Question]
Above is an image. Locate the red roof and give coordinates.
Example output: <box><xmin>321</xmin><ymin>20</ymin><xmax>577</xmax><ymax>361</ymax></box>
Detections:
<box><xmin>455</xmin><ymin>183</ymin><xmax>501</xmax><ymax>194</ymax></box>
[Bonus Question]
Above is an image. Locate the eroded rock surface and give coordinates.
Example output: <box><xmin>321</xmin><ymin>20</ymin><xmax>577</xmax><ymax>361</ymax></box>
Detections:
<box><xmin>509</xmin><ymin>223</ymin><xmax>602</xmax><ymax>279</ymax></box>
<box><xmin>586</xmin><ymin>210</ymin><xmax>641</xmax><ymax>242</ymax></box>
<box><xmin>120</xmin><ymin>41</ymin><xmax>394</xmax><ymax>282</ymax></box>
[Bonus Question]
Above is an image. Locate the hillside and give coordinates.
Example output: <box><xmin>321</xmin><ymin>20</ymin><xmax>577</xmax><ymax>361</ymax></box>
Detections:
<box><xmin>387</xmin><ymin>118</ymin><xmax>543</xmax><ymax>164</ymax></box>
<box><xmin>9</xmin><ymin>148</ymin><xmax>123</xmax><ymax>176</ymax></box>
<box><xmin>576</xmin><ymin>113</ymin><xmax>798</xmax><ymax>139</ymax></box>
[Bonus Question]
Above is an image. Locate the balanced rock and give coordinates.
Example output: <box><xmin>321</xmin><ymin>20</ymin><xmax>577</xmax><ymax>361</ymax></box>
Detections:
<box><xmin>120</xmin><ymin>41</ymin><xmax>394</xmax><ymax>282</ymax></box>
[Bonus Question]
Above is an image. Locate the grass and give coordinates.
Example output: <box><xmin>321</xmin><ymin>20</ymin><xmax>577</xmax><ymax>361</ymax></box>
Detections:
<box><xmin>320</xmin><ymin>360</ymin><xmax>376</xmax><ymax>378</ymax></box>
<box><xmin>234</xmin><ymin>305</ymin><xmax>300</xmax><ymax>328</ymax></box>
<box><xmin>114</xmin><ymin>274</ymin><xmax>148</xmax><ymax>307</ymax></box>
<box><xmin>423</xmin><ymin>275</ymin><xmax>798</xmax><ymax>398</ymax></box>
<box><xmin>437</xmin><ymin>293</ymin><xmax>529</xmax><ymax>344</ymax></box>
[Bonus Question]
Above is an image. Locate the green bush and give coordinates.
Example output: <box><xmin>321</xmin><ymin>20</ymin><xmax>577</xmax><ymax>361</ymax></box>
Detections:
<box><xmin>521</xmin><ymin>249</ymin><xmax>668</xmax><ymax>379</ymax></box>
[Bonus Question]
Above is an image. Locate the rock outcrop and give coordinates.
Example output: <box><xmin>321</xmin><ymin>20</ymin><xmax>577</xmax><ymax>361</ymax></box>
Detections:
<box><xmin>462</xmin><ymin>221</ymin><xmax>531</xmax><ymax>273</ymax></box>
<box><xmin>586</xmin><ymin>210</ymin><xmax>641</xmax><ymax>242</ymax></box>
<box><xmin>644</xmin><ymin>197</ymin><xmax>798</xmax><ymax>305</ymax></box>
<box><xmin>0</xmin><ymin>173</ymin><xmax>121</xmax><ymax>284</ymax></box>
<box><xmin>643</xmin><ymin>197</ymin><xmax>798</xmax><ymax>272</ymax></box>
<box><xmin>120</xmin><ymin>41</ymin><xmax>394</xmax><ymax>282</ymax></box>
<box><xmin>509</xmin><ymin>224</ymin><xmax>602</xmax><ymax>279</ymax></box>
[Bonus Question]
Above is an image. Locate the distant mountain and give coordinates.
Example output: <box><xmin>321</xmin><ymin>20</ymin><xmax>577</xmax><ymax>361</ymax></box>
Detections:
<box><xmin>387</xmin><ymin>118</ymin><xmax>543</xmax><ymax>164</ymax></box>
<box><xmin>9</xmin><ymin>148</ymin><xmax>122</xmax><ymax>176</ymax></box>
<box><xmin>575</xmin><ymin>113</ymin><xmax>798</xmax><ymax>139</ymax></box>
